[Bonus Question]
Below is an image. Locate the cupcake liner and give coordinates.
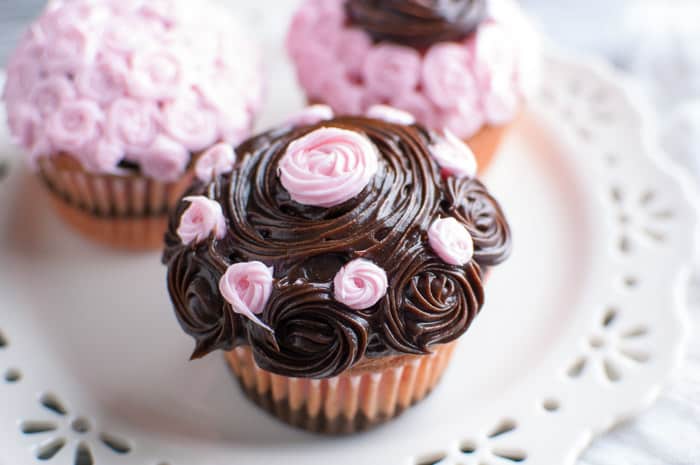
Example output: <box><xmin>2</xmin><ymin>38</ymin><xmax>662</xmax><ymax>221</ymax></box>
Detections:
<box><xmin>37</xmin><ymin>155</ymin><xmax>196</xmax><ymax>250</ymax></box>
<box><xmin>466</xmin><ymin>123</ymin><xmax>513</xmax><ymax>174</ymax></box>
<box><xmin>226</xmin><ymin>342</ymin><xmax>457</xmax><ymax>434</ymax></box>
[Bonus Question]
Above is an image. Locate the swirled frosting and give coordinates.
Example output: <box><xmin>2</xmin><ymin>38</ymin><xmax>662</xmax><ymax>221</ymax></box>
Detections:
<box><xmin>3</xmin><ymin>0</ymin><xmax>263</xmax><ymax>181</ymax></box>
<box><xmin>287</xmin><ymin>0</ymin><xmax>541</xmax><ymax>140</ymax></box>
<box><xmin>163</xmin><ymin>115</ymin><xmax>511</xmax><ymax>378</ymax></box>
<box><xmin>346</xmin><ymin>0</ymin><xmax>487</xmax><ymax>48</ymax></box>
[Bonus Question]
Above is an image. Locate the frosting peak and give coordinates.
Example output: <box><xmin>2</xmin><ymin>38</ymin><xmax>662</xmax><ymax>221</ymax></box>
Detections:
<box><xmin>345</xmin><ymin>0</ymin><xmax>488</xmax><ymax>48</ymax></box>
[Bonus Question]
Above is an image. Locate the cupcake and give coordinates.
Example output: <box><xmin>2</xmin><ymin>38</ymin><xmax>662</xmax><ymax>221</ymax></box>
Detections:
<box><xmin>2</xmin><ymin>0</ymin><xmax>263</xmax><ymax>250</ymax></box>
<box><xmin>286</xmin><ymin>0</ymin><xmax>540</xmax><ymax>172</ymax></box>
<box><xmin>163</xmin><ymin>107</ymin><xmax>511</xmax><ymax>433</ymax></box>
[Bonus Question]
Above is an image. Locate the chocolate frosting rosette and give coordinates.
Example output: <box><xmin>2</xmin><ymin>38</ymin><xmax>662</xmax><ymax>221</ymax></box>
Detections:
<box><xmin>163</xmin><ymin>105</ymin><xmax>511</xmax><ymax>433</ymax></box>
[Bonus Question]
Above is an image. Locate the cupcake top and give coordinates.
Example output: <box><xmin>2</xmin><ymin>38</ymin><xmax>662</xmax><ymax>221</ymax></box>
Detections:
<box><xmin>345</xmin><ymin>0</ymin><xmax>488</xmax><ymax>48</ymax></box>
<box><xmin>163</xmin><ymin>106</ymin><xmax>511</xmax><ymax>379</ymax></box>
<box><xmin>287</xmin><ymin>0</ymin><xmax>540</xmax><ymax>140</ymax></box>
<box><xmin>2</xmin><ymin>0</ymin><xmax>263</xmax><ymax>182</ymax></box>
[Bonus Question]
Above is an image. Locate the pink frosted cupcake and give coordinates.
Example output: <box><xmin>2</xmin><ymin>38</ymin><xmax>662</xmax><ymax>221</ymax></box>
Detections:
<box><xmin>287</xmin><ymin>0</ymin><xmax>540</xmax><ymax>173</ymax></box>
<box><xmin>2</xmin><ymin>0</ymin><xmax>263</xmax><ymax>250</ymax></box>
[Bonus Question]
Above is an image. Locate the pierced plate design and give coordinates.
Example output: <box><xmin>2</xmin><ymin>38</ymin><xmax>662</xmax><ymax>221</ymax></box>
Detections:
<box><xmin>0</xmin><ymin>48</ymin><xmax>696</xmax><ymax>465</ymax></box>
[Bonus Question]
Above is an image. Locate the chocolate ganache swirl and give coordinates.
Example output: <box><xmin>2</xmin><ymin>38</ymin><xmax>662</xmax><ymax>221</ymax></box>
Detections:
<box><xmin>345</xmin><ymin>0</ymin><xmax>487</xmax><ymax>48</ymax></box>
<box><xmin>163</xmin><ymin>116</ymin><xmax>511</xmax><ymax>378</ymax></box>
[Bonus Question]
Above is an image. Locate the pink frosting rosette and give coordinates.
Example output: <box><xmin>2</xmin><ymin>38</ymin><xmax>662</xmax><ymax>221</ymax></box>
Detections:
<box><xmin>219</xmin><ymin>261</ymin><xmax>274</xmax><ymax>328</ymax></box>
<box><xmin>428</xmin><ymin>217</ymin><xmax>475</xmax><ymax>266</ymax></box>
<box><xmin>195</xmin><ymin>143</ymin><xmax>236</xmax><ymax>183</ymax></box>
<box><xmin>46</xmin><ymin>100</ymin><xmax>103</xmax><ymax>153</ymax></box>
<box><xmin>3</xmin><ymin>0</ymin><xmax>264</xmax><ymax>181</ymax></box>
<box><xmin>30</xmin><ymin>77</ymin><xmax>76</xmax><ymax>117</ymax></box>
<box><xmin>334</xmin><ymin>259</ymin><xmax>388</xmax><ymax>310</ymax></box>
<box><xmin>278</xmin><ymin>127</ymin><xmax>379</xmax><ymax>208</ymax></box>
<box><xmin>286</xmin><ymin>0</ymin><xmax>540</xmax><ymax>140</ymax></box>
<box><xmin>106</xmin><ymin>98</ymin><xmax>160</xmax><ymax>154</ymax></box>
<box><xmin>430</xmin><ymin>129</ymin><xmax>479</xmax><ymax>178</ymax></box>
<box><xmin>139</xmin><ymin>135</ymin><xmax>190</xmax><ymax>182</ymax></box>
<box><xmin>363</xmin><ymin>44</ymin><xmax>421</xmax><ymax>99</ymax></box>
<box><xmin>422</xmin><ymin>43</ymin><xmax>479</xmax><ymax>110</ymax></box>
<box><xmin>162</xmin><ymin>92</ymin><xmax>219</xmax><ymax>153</ymax></box>
<box><xmin>366</xmin><ymin>104</ymin><xmax>416</xmax><ymax>125</ymax></box>
<box><xmin>287</xmin><ymin>105</ymin><xmax>334</xmax><ymax>127</ymax></box>
<box><xmin>75</xmin><ymin>53</ymin><xmax>129</xmax><ymax>103</ymax></box>
<box><xmin>177</xmin><ymin>195</ymin><xmax>227</xmax><ymax>245</ymax></box>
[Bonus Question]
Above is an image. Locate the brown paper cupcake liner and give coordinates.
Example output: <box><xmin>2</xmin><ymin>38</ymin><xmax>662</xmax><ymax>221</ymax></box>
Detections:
<box><xmin>226</xmin><ymin>342</ymin><xmax>457</xmax><ymax>434</ymax></box>
<box><xmin>465</xmin><ymin>122</ymin><xmax>513</xmax><ymax>174</ymax></box>
<box><xmin>38</xmin><ymin>155</ymin><xmax>196</xmax><ymax>250</ymax></box>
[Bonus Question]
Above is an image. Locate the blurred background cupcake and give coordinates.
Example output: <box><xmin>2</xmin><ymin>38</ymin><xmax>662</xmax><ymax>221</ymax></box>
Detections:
<box><xmin>286</xmin><ymin>0</ymin><xmax>541</xmax><ymax>173</ymax></box>
<box><xmin>2</xmin><ymin>0</ymin><xmax>264</xmax><ymax>250</ymax></box>
<box><xmin>163</xmin><ymin>109</ymin><xmax>511</xmax><ymax>433</ymax></box>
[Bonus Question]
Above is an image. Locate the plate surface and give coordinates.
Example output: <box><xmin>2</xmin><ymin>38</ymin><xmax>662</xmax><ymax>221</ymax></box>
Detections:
<box><xmin>0</xmin><ymin>42</ymin><xmax>697</xmax><ymax>465</ymax></box>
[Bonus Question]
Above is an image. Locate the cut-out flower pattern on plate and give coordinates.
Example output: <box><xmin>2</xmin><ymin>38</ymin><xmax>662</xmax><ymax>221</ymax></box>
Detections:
<box><xmin>20</xmin><ymin>392</ymin><xmax>132</xmax><ymax>464</ymax></box>
<box><xmin>567</xmin><ymin>307</ymin><xmax>651</xmax><ymax>383</ymax></box>
<box><xmin>0</xmin><ymin>328</ymin><xmax>21</xmax><ymax>384</ymax></box>
<box><xmin>611</xmin><ymin>186</ymin><xmax>675</xmax><ymax>254</ymax></box>
<box><xmin>415</xmin><ymin>419</ymin><xmax>527</xmax><ymax>465</ymax></box>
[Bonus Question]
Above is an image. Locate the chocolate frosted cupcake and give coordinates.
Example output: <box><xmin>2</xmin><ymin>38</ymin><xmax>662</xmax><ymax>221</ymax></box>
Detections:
<box><xmin>287</xmin><ymin>0</ymin><xmax>541</xmax><ymax>172</ymax></box>
<box><xmin>163</xmin><ymin>107</ymin><xmax>511</xmax><ymax>433</ymax></box>
<box><xmin>2</xmin><ymin>0</ymin><xmax>263</xmax><ymax>249</ymax></box>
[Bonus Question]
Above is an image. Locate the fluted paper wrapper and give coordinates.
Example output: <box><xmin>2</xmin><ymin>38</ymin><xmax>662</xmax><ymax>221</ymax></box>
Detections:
<box><xmin>226</xmin><ymin>342</ymin><xmax>457</xmax><ymax>434</ymax></box>
<box><xmin>465</xmin><ymin>123</ymin><xmax>512</xmax><ymax>173</ymax></box>
<box><xmin>38</xmin><ymin>155</ymin><xmax>195</xmax><ymax>250</ymax></box>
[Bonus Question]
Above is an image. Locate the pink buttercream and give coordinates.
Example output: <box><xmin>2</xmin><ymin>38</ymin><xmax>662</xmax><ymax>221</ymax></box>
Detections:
<box><xmin>337</xmin><ymin>28</ymin><xmax>373</xmax><ymax>78</ymax></box>
<box><xmin>107</xmin><ymin>98</ymin><xmax>160</xmax><ymax>152</ymax></box>
<box><xmin>139</xmin><ymin>135</ymin><xmax>189</xmax><ymax>182</ymax></box>
<box><xmin>76</xmin><ymin>53</ymin><xmax>129</xmax><ymax>103</ymax></box>
<box><xmin>278</xmin><ymin>127</ymin><xmax>379</xmax><ymax>208</ymax></box>
<box><xmin>129</xmin><ymin>49</ymin><xmax>183</xmax><ymax>100</ymax></box>
<box><xmin>287</xmin><ymin>104</ymin><xmax>334</xmax><ymax>127</ymax></box>
<box><xmin>162</xmin><ymin>92</ymin><xmax>219</xmax><ymax>152</ymax></box>
<box><xmin>363</xmin><ymin>44</ymin><xmax>421</xmax><ymax>99</ymax></box>
<box><xmin>46</xmin><ymin>100</ymin><xmax>103</xmax><ymax>153</ymax></box>
<box><xmin>219</xmin><ymin>261</ymin><xmax>274</xmax><ymax>328</ymax></box>
<box><xmin>177</xmin><ymin>195</ymin><xmax>227</xmax><ymax>245</ymax></box>
<box><xmin>91</xmin><ymin>140</ymin><xmax>124</xmax><ymax>174</ymax></box>
<box><xmin>428</xmin><ymin>217</ymin><xmax>475</xmax><ymax>266</ymax></box>
<box><xmin>3</xmin><ymin>0</ymin><xmax>263</xmax><ymax>180</ymax></box>
<box><xmin>366</xmin><ymin>104</ymin><xmax>416</xmax><ymax>125</ymax></box>
<box><xmin>333</xmin><ymin>259</ymin><xmax>388</xmax><ymax>310</ymax></box>
<box><xmin>430</xmin><ymin>129</ymin><xmax>478</xmax><ymax>178</ymax></box>
<box><xmin>9</xmin><ymin>104</ymin><xmax>42</xmax><ymax>149</ymax></box>
<box><xmin>320</xmin><ymin>79</ymin><xmax>365</xmax><ymax>116</ymax></box>
<box><xmin>287</xmin><ymin>0</ymin><xmax>540</xmax><ymax>140</ymax></box>
<box><xmin>423</xmin><ymin>43</ymin><xmax>479</xmax><ymax>109</ymax></box>
<box><xmin>391</xmin><ymin>92</ymin><xmax>437</xmax><ymax>129</ymax></box>
<box><xmin>30</xmin><ymin>77</ymin><xmax>76</xmax><ymax>117</ymax></box>
<box><xmin>195</xmin><ymin>143</ymin><xmax>236</xmax><ymax>183</ymax></box>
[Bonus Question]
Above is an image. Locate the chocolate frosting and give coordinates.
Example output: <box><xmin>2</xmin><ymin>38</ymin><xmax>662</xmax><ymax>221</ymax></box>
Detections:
<box><xmin>163</xmin><ymin>116</ymin><xmax>511</xmax><ymax>379</ymax></box>
<box><xmin>345</xmin><ymin>0</ymin><xmax>487</xmax><ymax>48</ymax></box>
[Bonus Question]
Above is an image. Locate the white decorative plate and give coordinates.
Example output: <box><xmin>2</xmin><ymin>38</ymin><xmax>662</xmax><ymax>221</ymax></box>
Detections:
<box><xmin>0</xmin><ymin>45</ymin><xmax>697</xmax><ymax>465</ymax></box>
